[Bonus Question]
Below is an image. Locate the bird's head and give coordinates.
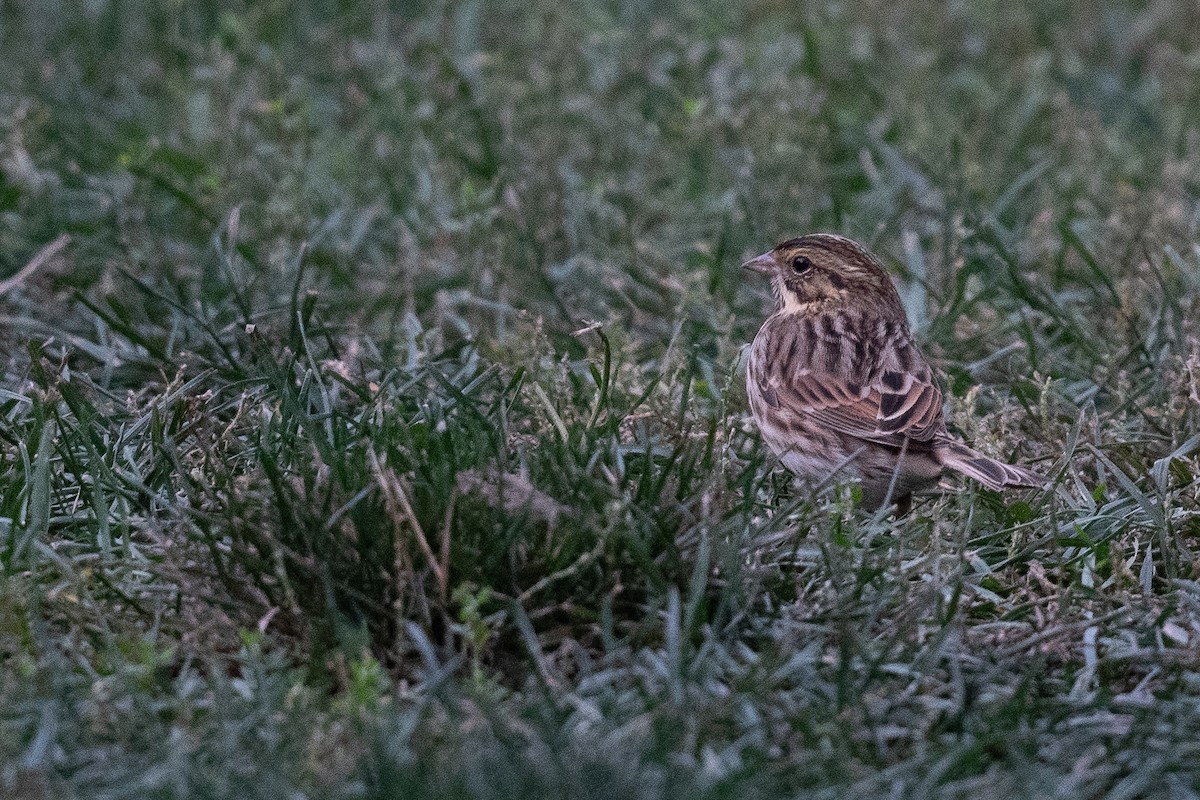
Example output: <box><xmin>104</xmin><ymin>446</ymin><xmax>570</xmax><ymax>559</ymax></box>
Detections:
<box><xmin>742</xmin><ymin>233</ymin><xmax>903</xmax><ymax>315</ymax></box>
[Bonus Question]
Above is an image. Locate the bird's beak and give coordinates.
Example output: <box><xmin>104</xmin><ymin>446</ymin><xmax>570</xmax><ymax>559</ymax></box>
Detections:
<box><xmin>740</xmin><ymin>252</ymin><xmax>775</xmax><ymax>275</ymax></box>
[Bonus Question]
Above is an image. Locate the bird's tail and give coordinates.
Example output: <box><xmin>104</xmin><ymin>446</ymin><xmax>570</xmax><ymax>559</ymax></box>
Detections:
<box><xmin>937</xmin><ymin>440</ymin><xmax>1045</xmax><ymax>491</ymax></box>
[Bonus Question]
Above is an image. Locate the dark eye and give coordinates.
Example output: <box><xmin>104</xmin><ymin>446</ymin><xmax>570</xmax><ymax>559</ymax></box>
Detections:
<box><xmin>790</xmin><ymin>255</ymin><xmax>812</xmax><ymax>274</ymax></box>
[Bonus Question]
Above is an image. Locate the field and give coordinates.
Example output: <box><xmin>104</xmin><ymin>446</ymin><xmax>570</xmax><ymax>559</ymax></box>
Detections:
<box><xmin>3</xmin><ymin>1</ymin><xmax>1200</xmax><ymax>797</ymax></box>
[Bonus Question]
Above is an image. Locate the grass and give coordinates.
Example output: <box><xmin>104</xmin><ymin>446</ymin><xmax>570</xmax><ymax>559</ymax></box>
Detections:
<box><xmin>3</xmin><ymin>0</ymin><xmax>1200</xmax><ymax>797</ymax></box>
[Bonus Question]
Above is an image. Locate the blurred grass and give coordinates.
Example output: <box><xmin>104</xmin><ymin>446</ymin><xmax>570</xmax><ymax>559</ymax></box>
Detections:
<box><xmin>3</xmin><ymin>0</ymin><xmax>1200</xmax><ymax>797</ymax></box>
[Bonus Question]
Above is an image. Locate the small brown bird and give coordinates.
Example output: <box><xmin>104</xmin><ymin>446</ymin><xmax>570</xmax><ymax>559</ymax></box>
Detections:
<box><xmin>744</xmin><ymin>233</ymin><xmax>1043</xmax><ymax>510</ymax></box>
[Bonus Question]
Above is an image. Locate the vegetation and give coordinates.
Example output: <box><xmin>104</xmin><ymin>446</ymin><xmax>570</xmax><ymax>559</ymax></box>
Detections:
<box><xmin>3</xmin><ymin>1</ymin><xmax>1200</xmax><ymax>796</ymax></box>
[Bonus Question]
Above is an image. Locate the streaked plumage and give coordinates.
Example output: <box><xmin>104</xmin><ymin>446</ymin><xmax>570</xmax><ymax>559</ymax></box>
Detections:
<box><xmin>744</xmin><ymin>233</ymin><xmax>1043</xmax><ymax>510</ymax></box>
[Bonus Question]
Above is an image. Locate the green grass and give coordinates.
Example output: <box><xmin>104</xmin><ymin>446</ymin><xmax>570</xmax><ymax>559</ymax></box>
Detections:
<box><xmin>3</xmin><ymin>0</ymin><xmax>1200</xmax><ymax>797</ymax></box>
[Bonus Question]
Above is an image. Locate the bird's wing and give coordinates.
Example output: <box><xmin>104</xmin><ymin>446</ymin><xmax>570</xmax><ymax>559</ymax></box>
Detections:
<box><xmin>753</xmin><ymin>312</ymin><xmax>945</xmax><ymax>448</ymax></box>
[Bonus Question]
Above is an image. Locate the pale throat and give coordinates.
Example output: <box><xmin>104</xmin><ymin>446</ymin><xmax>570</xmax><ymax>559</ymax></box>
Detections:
<box><xmin>776</xmin><ymin>287</ymin><xmax>840</xmax><ymax>315</ymax></box>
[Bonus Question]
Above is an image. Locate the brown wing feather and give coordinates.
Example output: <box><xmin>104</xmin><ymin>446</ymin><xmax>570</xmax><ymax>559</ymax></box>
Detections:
<box><xmin>753</xmin><ymin>311</ymin><xmax>946</xmax><ymax>449</ymax></box>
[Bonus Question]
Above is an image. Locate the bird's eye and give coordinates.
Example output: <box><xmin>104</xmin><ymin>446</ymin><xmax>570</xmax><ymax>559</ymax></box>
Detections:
<box><xmin>790</xmin><ymin>255</ymin><xmax>812</xmax><ymax>274</ymax></box>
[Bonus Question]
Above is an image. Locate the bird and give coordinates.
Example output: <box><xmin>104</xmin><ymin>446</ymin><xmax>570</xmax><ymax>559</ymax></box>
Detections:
<box><xmin>743</xmin><ymin>233</ymin><xmax>1044</xmax><ymax>511</ymax></box>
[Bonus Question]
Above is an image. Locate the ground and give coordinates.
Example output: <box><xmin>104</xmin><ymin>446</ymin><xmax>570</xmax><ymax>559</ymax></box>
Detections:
<box><xmin>2</xmin><ymin>1</ymin><xmax>1200</xmax><ymax>797</ymax></box>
